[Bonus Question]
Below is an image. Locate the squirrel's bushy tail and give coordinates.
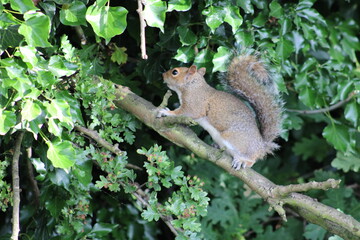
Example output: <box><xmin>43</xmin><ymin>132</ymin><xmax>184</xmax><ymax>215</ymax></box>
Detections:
<box><xmin>227</xmin><ymin>55</ymin><xmax>282</xmax><ymax>152</ymax></box>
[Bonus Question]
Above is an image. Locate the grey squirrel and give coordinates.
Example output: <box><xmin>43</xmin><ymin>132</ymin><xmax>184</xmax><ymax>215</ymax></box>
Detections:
<box><xmin>158</xmin><ymin>55</ymin><xmax>282</xmax><ymax>169</ymax></box>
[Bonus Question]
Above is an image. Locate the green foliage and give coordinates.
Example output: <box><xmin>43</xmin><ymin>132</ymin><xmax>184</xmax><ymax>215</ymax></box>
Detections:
<box><xmin>0</xmin><ymin>0</ymin><xmax>359</xmax><ymax>239</ymax></box>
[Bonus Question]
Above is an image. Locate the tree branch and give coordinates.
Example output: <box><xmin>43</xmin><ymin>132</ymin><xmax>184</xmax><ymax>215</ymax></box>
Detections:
<box><xmin>112</xmin><ymin>84</ymin><xmax>360</xmax><ymax>239</ymax></box>
<box><xmin>136</xmin><ymin>0</ymin><xmax>148</xmax><ymax>60</ymax></box>
<box><xmin>11</xmin><ymin>131</ymin><xmax>24</xmax><ymax>240</ymax></box>
<box><xmin>287</xmin><ymin>90</ymin><xmax>359</xmax><ymax>114</ymax></box>
<box><xmin>74</xmin><ymin>125</ymin><xmax>142</xmax><ymax>171</ymax></box>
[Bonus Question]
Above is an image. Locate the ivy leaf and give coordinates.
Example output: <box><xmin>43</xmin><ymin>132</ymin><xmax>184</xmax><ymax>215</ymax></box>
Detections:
<box><xmin>276</xmin><ymin>37</ymin><xmax>294</xmax><ymax>61</ymax></box>
<box><xmin>224</xmin><ymin>5</ymin><xmax>243</xmax><ymax>33</ymax></box>
<box><xmin>167</xmin><ymin>0</ymin><xmax>192</xmax><ymax>12</ymax></box>
<box><xmin>86</xmin><ymin>4</ymin><xmax>128</xmax><ymax>43</ymax></box>
<box><xmin>212</xmin><ymin>46</ymin><xmax>232</xmax><ymax>72</ymax></box>
<box><xmin>60</xmin><ymin>1</ymin><xmax>87</xmax><ymax>26</ymax></box>
<box><xmin>237</xmin><ymin>0</ymin><xmax>254</xmax><ymax>14</ymax></box>
<box><xmin>48</xmin><ymin>55</ymin><xmax>77</xmax><ymax>77</ymax></box>
<box><xmin>10</xmin><ymin>0</ymin><xmax>37</xmax><ymax>14</ymax></box>
<box><xmin>323</xmin><ymin>123</ymin><xmax>350</xmax><ymax>152</ymax></box>
<box><xmin>0</xmin><ymin>110</ymin><xmax>16</xmax><ymax>135</ymax></box>
<box><xmin>177</xmin><ymin>26</ymin><xmax>197</xmax><ymax>46</ymax></box>
<box><xmin>18</xmin><ymin>12</ymin><xmax>51</xmax><ymax>48</ymax></box>
<box><xmin>19</xmin><ymin>46</ymin><xmax>38</xmax><ymax>68</ymax></box>
<box><xmin>269</xmin><ymin>1</ymin><xmax>283</xmax><ymax>18</ymax></box>
<box><xmin>47</xmin><ymin>140</ymin><xmax>76</xmax><ymax>169</ymax></box>
<box><xmin>143</xmin><ymin>0</ymin><xmax>167</xmax><ymax>32</ymax></box>
<box><xmin>0</xmin><ymin>25</ymin><xmax>23</xmax><ymax>49</ymax></box>
<box><xmin>174</xmin><ymin>46</ymin><xmax>195</xmax><ymax>63</ymax></box>
<box><xmin>21</xmin><ymin>100</ymin><xmax>42</xmax><ymax>122</ymax></box>
<box><xmin>193</xmin><ymin>48</ymin><xmax>214</xmax><ymax>70</ymax></box>
<box><xmin>202</xmin><ymin>6</ymin><xmax>224</xmax><ymax>33</ymax></box>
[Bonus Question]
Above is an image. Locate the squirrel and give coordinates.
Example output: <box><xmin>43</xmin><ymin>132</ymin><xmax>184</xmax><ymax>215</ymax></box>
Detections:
<box><xmin>158</xmin><ymin>55</ymin><xmax>282</xmax><ymax>169</ymax></box>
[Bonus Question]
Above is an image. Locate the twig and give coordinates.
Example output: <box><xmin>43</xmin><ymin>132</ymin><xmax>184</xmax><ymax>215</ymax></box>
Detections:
<box><xmin>74</xmin><ymin>125</ymin><xmax>142</xmax><ymax>171</ymax></box>
<box><xmin>120</xmin><ymin>182</ymin><xmax>180</xmax><ymax>236</ymax></box>
<box><xmin>271</xmin><ymin>179</ymin><xmax>341</xmax><ymax>198</ymax></box>
<box><xmin>11</xmin><ymin>131</ymin><xmax>25</xmax><ymax>240</ymax></box>
<box><xmin>137</xmin><ymin>0</ymin><xmax>148</xmax><ymax>59</ymax></box>
<box><xmin>287</xmin><ymin>90</ymin><xmax>359</xmax><ymax>114</ymax></box>
<box><xmin>158</xmin><ymin>90</ymin><xmax>173</xmax><ymax>109</ymax></box>
<box><xmin>26</xmin><ymin>147</ymin><xmax>40</xmax><ymax>207</ymax></box>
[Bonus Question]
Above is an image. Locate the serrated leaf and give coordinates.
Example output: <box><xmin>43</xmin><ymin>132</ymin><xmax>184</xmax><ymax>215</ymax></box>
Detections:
<box><xmin>111</xmin><ymin>46</ymin><xmax>128</xmax><ymax>65</ymax></box>
<box><xmin>303</xmin><ymin>223</ymin><xmax>327</xmax><ymax>240</ymax></box>
<box><xmin>212</xmin><ymin>46</ymin><xmax>232</xmax><ymax>72</ymax></box>
<box><xmin>323</xmin><ymin>123</ymin><xmax>349</xmax><ymax>152</ymax></box>
<box><xmin>141</xmin><ymin>207</ymin><xmax>160</xmax><ymax>221</ymax></box>
<box><xmin>47</xmin><ymin>140</ymin><xmax>76</xmax><ymax>169</ymax></box>
<box><xmin>18</xmin><ymin>12</ymin><xmax>51</xmax><ymax>47</ymax></box>
<box><xmin>0</xmin><ymin>110</ymin><xmax>16</xmax><ymax>135</ymax></box>
<box><xmin>143</xmin><ymin>0</ymin><xmax>166</xmax><ymax>32</ymax></box>
<box><xmin>292</xmin><ymin>135</ymin><xmax>329</xmax><ymax>161</ymax></box>
<box><xmin>331</xmin><ymin>152</ymin><xmax>360</xmax><ymax>172</ymax></box>
<box><xmin>86</xmin><ymin>4</ymin><xmax>128</xmax><ymax>43</ymax></box>
<box><xmin>60</xmin><ymin>1</ymin><xmax>87</xmax><ymax>26</ymax></box>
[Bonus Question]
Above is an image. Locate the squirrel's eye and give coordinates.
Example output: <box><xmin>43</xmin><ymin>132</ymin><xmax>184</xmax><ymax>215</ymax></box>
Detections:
<box><xmin>172</xmin><ymin>69</ymin><xmax>178</xmax><ymax>76</ymax></box>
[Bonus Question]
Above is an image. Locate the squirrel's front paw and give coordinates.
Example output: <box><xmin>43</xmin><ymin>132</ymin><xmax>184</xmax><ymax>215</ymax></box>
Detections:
<box><xmin>232</xmin><ymin>158</ymin><xmax>255</xmax><ymax>170</ymax></box>
<box><xmin>157</xmin><ymin>108</ymin><xmax>171</xmax><ymax>118</ymax></box>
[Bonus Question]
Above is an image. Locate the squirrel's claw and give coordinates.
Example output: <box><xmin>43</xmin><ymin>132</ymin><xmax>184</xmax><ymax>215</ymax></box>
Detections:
<box><xmin>232</xmin><ymin>158</ymin><xmax>255</xmax><ymax>170</ymax></box>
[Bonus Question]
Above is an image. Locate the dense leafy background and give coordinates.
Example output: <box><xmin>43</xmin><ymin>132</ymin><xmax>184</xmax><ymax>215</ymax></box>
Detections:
<box><xmin>0</xmin><ymin>0</ymin><xmax>359</xmax><ymax>239</ymax></box>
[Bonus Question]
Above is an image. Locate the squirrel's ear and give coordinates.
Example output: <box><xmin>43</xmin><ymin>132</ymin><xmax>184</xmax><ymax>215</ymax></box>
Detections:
<box><xmin>198</xmin><ymin>67</ymin><xmax>206</xmax><ymax>76</ymax></box>
<box><xmin>188</xmin><ymin>65</ymin><xmax>197</xmax><ymax>75</ymax></box>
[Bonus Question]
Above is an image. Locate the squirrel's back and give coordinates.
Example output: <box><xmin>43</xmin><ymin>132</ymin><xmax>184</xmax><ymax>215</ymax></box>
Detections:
<box><xmin>227</xmin><ymin>55</ymin><xmax>282</xmax><ymax>152</ymax></box>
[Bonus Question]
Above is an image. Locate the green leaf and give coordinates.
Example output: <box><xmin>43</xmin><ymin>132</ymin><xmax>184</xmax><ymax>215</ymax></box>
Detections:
<box><xmin>18</xmin><ymin>12</ymin><xmax>51</xmax><ymax>48</ymax></box>
<box><xmin>345</xmin><ymin>101</ymin><xmax>359</xmax><ymax>126</ymax></box>
<box><xmin>110</xmin><ymin>46</ymin><xmax>128</xmax><ymax>65</ymax></box>
<box><xmin>235</xmin><ymin>30</ymin><xmax>254</xmax><ymax>47</ymax></box>
<box><xmin>19</xmin><ymin>46</ymin><xmax>38</xmax><ymax>68</ymax></box>
<box><xmin>303</xmin><ymin>223</ymin><xmax>327</xmax><ymax>240</ymax></box>
<box><xmin>48</xmin><ymin>118</ymin><xmax>62</xmax><ymax>137</ymax></box>
<box><xmin>0</xmin><ymin>110</ymin><xmax>16</xmax><ymax>135</ymax></box>
<box><xmin>45</xmin><ymin>99</ymin><xmax>73</xmax><ymax>126</ymax></box>
<box><xmin>10</xmin><ymin>0</ymin><xmax>37</xmax><ymax>14</ymax></box>
<box><xmin>47</xmin><ymin>140</ymin><xmax>76</xmax><ymax>169</ymax></box>
<box><xmin>269</xmin><ymin>1</ymin><xmax>283</xmax><ymax>18</ymax></box>
<box><xmin>237</xmin><ymin>0</ymin><xmax>254</xmax><ymax>14</ymax></box>
<box><xmin>224</xmin><ymin>5</ymin><xmax>243</xmax><ymax>34</ymax></box>
<box><xmin>91</xmin><ymin>223</ymin><xmax>119</xmax><ymax>236</ymax></box>
<box><xmin>143</xmin><ymin>0</ymin><xmax>166</xmax><ymax>32</ymax></box>
<box><xmin>60</xmin><ymin>1</ymin><xmax>87</xmax><ymax>26</ymax></box>
<box><xmin>48</xmin><ymin>55</ymin><xmax>77</xmax><ymax>77</ymax></box>
<box><xmin>298</xmin><ymin>87</ymin><xmax>315</xmax><ymax>107</ymax></box>
<box><xmin>174</xmin><ymin>46</ymin><xmax>195</xmax><ymax>63</ymax></box>
<box><xmin>202</xmin><ymin>6</ymin><xmax>224</xmax><ymax>33</ymax></box>
<box><xmin>331</xmin><ymin>152</ymin><xmax>360</xmax><ymax>172</ymax></box>
<box><xmin>142</xmin><ymin>207</ymin><xmax>160</xmax><ymax>221</ymax></box>
<box><xmin>21</xmin><ymin>100</ymin><xmax>42</xmax><ymax>122</ymax></box>
<box><xmin>86</xmin><ymin>4</ymin><xmax>128</xmax><ymax>43</ymax></box>
<box><xmin>323</xmin><ymin>123</ymin><xmax>350</xmax><ymax>152</ymax></box>
<box><xmin>0</xmin><ymin>25</ymin><xmax>24</xmax><ymax>49</ymax></box>
<box><xmin>168</xmin><ymin>0</ymin><xmax>191</xmax><ymax>12</ymax></box>
<box><xmin>292</xmin><ymin>135</ymin><xmax>330</xmax><ymax>161</ymax></box>
<box><xmin>177</xmin><ymin>26</ymin><xmax>197</xmax><ymax>46</ymax></box>
<box><xmin>276</xmin><ymin>37</ymin><xmax>294</xmax><ymax>61</ymax></box>
<box><xmin>193</xmin><ymin>48</ymin><xmax>214</xmax><ymax>70</ymax></box>
<box><xmin>212</xmin><ymin>46</ymin><xmax>232</xmax><ymax>72</ymax></box>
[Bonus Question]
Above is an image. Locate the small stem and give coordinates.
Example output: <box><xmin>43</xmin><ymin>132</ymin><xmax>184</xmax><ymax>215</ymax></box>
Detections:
<box><xmin>11</xmin><ymin>131</ymin><xmax>25</xmax><ymax>240</ymax></box>
<box><xmin>137</xmin><ymin>0</ymin><xmax>148</xmax><ymax>59</ymax></box>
